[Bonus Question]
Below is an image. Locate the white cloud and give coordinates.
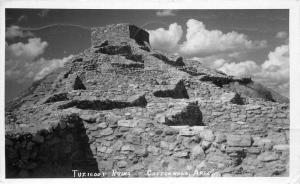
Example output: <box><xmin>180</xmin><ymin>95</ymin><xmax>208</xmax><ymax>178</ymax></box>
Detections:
<box><xmin>34</xmin><ymin>55</ymin><xmax>73</xmax><ymax>81</ymax></box>
<box><xmin>261</xmin><ymin>45</ymin><xmax>289</xmax><ymax>73</ymax></box>
<box><xmin>148</xmin><ymin>23</ymin><xmax>183</xmax><ymax>53</ymax></box>
<box><xmin>6</xmin><ymin>38</ymin><xmax>48</xmax><ymax>62</ymax></box>
<box><xmin>156</xmin><ymin>10</ymin><xmax>176</xmax><ymax>17</ymax></box>
<box><xmin>6</xmin><ymin>56</ymin><xmax>73</xmax><ymax>83</ymax></box>
<box><xmin>258</xmin><ymin>45</ymin><xmax>289</xmax><ymax>96</ymax></box>
<box><xmin>5</xmin><ymin>37</ymin><xmax>73</xmax><ymax>83</ymax></box>
<box><xmin>212</xmin><ymin>59</ymin><xmax>227</xmax><ymax>68</ymax></box>
<box><xmin>6</xmin><ymin>38</ymin><xmax>48</xmax><ymax>80</ymax></box>
<box><xmin>210</xmin><ymin>44</ymin><xmax>289</xmax><ymax>97</ymax></box>
<box><xmin>218</xmin><ymin>60</ymin><xmax>260</xmax><ymax>77</ymax></box>
<box><xmin>6</xmin><ymin>25</ymin><xmax>34</xmax><ymax>39</ymax></box>
<box><xmin>276</xmin><ymin>31</ymin><xmax>288</xmax><ymax>39</ymax></box>
<box><xmin>149</xmin><ymin>19</ymin><xmax>266</xmax><ymax>57</ymax></box>
<box><xmin>179</xmin><ymin>19</ymin><xmax>266</xmax><ymax>57</ymax></box>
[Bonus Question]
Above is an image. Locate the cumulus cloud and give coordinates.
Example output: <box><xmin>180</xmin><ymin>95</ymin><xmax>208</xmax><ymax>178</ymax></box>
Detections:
<box><xmin>218</xmin><ymin>60</ymin><xmax>260</xmax><ymax>77</ymax></box>
<box><xmin>149</xmin><ymin>19</ymin><xmax>267</xmax><ymax>57</ymax></box>
<box><xmin>276</xmin><ymin>31</ymin><xmax>288</xmax><ymax>39</ymax></box>
<box><xmin>258</xmin><ymin>45</ymin><xmax>289</xmax><ymax>96</ymax></box>
<box><xmin>261</xmin><ymin>45</ymin><xmax>289</xmax><ymax>72</ymax></box>
<box><xmin>211</xmin><ymin>59</ymin><xmax>227</xmax><ymax>68</ymax></box>
<box><xmin>6</xmin><ymin>38</ymin><xmax>48</xmax><ymax>62</ymax></box>
<box><xmin>210</xmin><ymin>44</ymin><xmax>289</xmax><ymax>97</ymax></box>
<box><xmin>5</xmin><ymin>37</ymin><xmax>73</xmax><ymax>83</ymax></box>
<box><xmin>156</xmin><ymin>10</ymin><xmax>176</xmax><ymax>17</ymax></box>
<box><xmin>179</xmin><ymin>19</ymin><xmax>266</xmax><ymax>57</ymax></box>
<box><xmin>6</xmin><ymin>55</ymin><xmax>73</xmax><ymax>83</ymax></box>
<box><xmin>33</xmin><ymin>56</ymin><xmax>73</xmax><ymax>81</ymax></box>
<box><xmin>148</xmin><ymin>23</ymin><xmax>183</xmax><ymax>53</ymax></box>
<box><xmin>6</xmin><ymin>25</ymin><xmax>34</xmax><ymax>39</ymax></box>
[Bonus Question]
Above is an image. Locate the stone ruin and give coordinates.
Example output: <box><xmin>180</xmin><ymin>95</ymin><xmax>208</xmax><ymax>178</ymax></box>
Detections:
<box><xmin>91</xmin><ymin>24</ymin><xmax>149</xmax><ymax>46</ymax></box>
<box><xmin>5</xmin><ymin>23</ymin><xmax>289</xmax><ymax>178</ymax></box>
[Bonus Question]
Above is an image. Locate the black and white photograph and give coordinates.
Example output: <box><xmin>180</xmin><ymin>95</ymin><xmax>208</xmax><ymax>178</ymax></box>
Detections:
<box><xmin>1</xmin><ymin>0</ymin><xmax>300</xmax><ymax>183</ymax></box>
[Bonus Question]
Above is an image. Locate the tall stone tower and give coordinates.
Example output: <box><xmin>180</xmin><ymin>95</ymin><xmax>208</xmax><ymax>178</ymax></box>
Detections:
<box><xmin>91</xmin><ymin>23</ymin><xmax>149</xmax><ymax>46</ymax></box>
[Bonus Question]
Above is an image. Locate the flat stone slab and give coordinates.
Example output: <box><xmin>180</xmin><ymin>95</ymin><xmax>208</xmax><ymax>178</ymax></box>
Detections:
<box><xmin>227</xmin><ymin>134</ymin><xmax>252</xmax><ymax>147</ymax></box>
<box><xmin>273</xmin><ymin>144</ymin><xmax>289</xmax><ymax>151</ymax></box>
<box><xmin>258</xmin><ymin>152</ymin><xmax>279</xmax><ymax>162</ymax></box>
<box><xmin>175</xmin><ymin>126</ymin><xmax>208</xmax><ymax>137</ymax></box>
<box><xmin>179</xmin><ymin>128</ymin><xmax>197</xmax><ymax>136</ymax></box>
<box><xmin>169</xmin><ymin>125</ymin><xmax>190</xmax><ymax>129</ymax></box>
<box><xmin>245</xmin><ymin>105</ymin><xmax>261</xmax><ymax>111</ymax></box>
<box><xmin>117</xmin><ymin>119</ymin><xmax>139</xmax><ymax>127</ymax></box>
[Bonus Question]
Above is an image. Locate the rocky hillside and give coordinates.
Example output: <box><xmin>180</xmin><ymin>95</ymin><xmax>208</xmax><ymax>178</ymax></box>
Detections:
<box><xmin>5</xmin><ymin>24</ymin><xmax>289</xmax><ymax>178</ymax></box>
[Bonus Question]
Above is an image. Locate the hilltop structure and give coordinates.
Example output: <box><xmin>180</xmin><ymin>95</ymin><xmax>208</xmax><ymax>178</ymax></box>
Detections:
<box><xmin>5</xmin><ymin>24</ymin><xmax>289</xmax><ymax>178</ymax></box>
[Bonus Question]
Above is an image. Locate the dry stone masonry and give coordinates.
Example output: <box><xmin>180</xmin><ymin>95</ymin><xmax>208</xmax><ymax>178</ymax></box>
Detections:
<box><xmin>5</xmin><ymin>23</ymin><xmax>289</xmax><ymax>178</ymax></box>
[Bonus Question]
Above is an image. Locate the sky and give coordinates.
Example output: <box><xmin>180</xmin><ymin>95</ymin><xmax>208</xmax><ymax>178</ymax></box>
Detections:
<box><xmin>5</xmin><ymin>9</ymin><xmax>289</xmax><ymax>102</ymax></box>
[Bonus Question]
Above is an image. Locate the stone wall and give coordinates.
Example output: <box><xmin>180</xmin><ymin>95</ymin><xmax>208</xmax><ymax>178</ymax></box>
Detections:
<box><xmin>5</xmin><ymin>117</ymin><xmax>98</xmax><ymax>178</ymax></box>
<box><xmin>91</xmin><ymin>24</ymin><xmax>149</xmax><ymax>47</ymax></box>
<box><xmin>198</xmin><ymin>99</ymin><xmax>289</xmax><ymax>135</ymax></box>
<box><xmin>5</xmin><ymin>108</ymin><xmax>289</xmax><ymax>177</ymax></box>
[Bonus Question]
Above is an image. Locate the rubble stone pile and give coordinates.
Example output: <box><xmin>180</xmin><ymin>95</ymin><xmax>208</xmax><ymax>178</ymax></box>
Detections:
<box><xmin>5</xmin><ymin>23</ymin><xmax>289</xmax><ymax>178</ymax></box>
